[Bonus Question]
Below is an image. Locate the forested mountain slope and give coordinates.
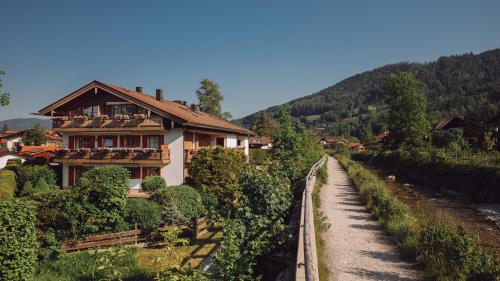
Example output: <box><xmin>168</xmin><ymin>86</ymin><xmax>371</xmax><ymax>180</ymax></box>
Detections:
<box><xmin>238</xmin><ymin>49</ymin><xmax>500</xmax><ymax>137</ymax></box>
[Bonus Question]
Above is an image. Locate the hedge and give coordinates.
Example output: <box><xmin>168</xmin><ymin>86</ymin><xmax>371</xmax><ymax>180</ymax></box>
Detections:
<box><xmin>19</xmin><ymin>165</ymin><xmax>57</xmax><ymax>187</ymax></box>
<box><xmin>0</xmin><ymin>199</ymin><xmax>38</xmax><ymax>281</ymax></box>
<box><xmin>151</xmin><ymin>185</ymin><xmax>204</xmax><ymax>224</ymax></box>
<box><xmin>0</xmin><ymin>169</ymin><xmax>17</xmax><ymax>199</ymax></box>
<box><xmin>124</xmin><ymin>198</ymin><xmax>162</xmax><ymax>230</ymax></box>
<box><xmin>141</xmin><ymin>176</ymin><xmax>166</xmax><ymax>193</ymax></box>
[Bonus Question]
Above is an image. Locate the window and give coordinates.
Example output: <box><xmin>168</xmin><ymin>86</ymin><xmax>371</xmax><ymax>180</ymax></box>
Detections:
<box><xmin>76</xmin><ymin>136</ymin><xmax>95</xmax><ymax>148</ymax></box>
<box><xmin>124</xmin><ymin>136</ymin><xmax>140</xmax><ymax>148</ymax></box>
<box><xmin>237</xmin><ymin>139</ymin><xmax>242</xmax><ymax>147</ymax></box>
<box><xmin>148</xmin><ymin>135</ymin><xmax>160</xmax><ymax>149</ymax></box>
<box><xmin>142</xmin><ymin>167</ymin><xmax>161</xmax><ymax>178</ymax></box>
<box><xmin>104</xmin><ymin>137</ymin><xmax>114</xmax><ymax>148</ymax></box>
<box><xmin>82</xmin><ymin>105</ymin><xmax>99</xmax><ymax>117</ymax></box>
<box><xmin>216</xmin><ymin>137</ymin><xmax>225</xmax><ymax>147</ymax></box>
<box><xmin>127</xmin><ymin>167</ymin><xmax>141</xmax><ymax>179</ymax></box>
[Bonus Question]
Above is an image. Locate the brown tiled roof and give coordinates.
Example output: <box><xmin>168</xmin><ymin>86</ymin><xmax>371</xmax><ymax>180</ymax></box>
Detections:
<box><xmin>435</xmin><ymin>116</ymin><xmax>464</xmax><ymax>130</ymax></box>
<box><xmin>249</xmin><ymin>136</ymin><xmax>271</xmax><ymax>145</ymax></box>
<box><xmin>39</xmin><ymin>81</ymin><xmax>253</xmax><ymax>135</ymax></box>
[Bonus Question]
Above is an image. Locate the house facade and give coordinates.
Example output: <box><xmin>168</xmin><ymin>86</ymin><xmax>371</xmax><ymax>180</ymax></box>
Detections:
<box><xmin>38</xmin><ymin>81</ymin><xmax>253</xmax><ymax>190</ymax></box>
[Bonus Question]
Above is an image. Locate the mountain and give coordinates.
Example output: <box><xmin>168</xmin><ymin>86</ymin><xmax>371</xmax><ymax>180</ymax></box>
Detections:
<box><xmin>0</xmin><ymin>118</ymin><xmax>52</xmax><ymax>131</ymax></box>
<box><xmin>238</xmin><ymin>49</ymin><xmax>500</xmax><ymax>138</ymax></box>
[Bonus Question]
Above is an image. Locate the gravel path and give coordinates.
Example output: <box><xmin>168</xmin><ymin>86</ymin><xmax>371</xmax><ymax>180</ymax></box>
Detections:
<box><xmin>319</xmin><ymin>157</ymin><xmax>422</xmax><ymax>281</ymax></box>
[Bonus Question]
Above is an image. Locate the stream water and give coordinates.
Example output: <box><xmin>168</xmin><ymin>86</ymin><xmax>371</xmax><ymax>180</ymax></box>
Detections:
<box><xmin>362</xmin><ymin>163</ymin><xmax>500</xmax><ymax>261</ymax></box>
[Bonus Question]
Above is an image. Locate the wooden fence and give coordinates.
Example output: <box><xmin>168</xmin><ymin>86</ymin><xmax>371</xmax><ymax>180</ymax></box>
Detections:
<box><xmin>62</xmin><ymin>218</ymin><xmax>210</xmax><ymax>252</ymax></box>
<box><xmin>296</xmin><ymin>155</ymin><xmax>328</xmax><ymax>281</ymax></box>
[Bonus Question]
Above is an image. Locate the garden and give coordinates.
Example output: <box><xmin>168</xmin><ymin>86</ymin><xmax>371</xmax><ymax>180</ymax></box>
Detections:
<box><xmin>0</xmin><ymin>107</ymin><xmax>325</xmax><ymax>281</ymax></box>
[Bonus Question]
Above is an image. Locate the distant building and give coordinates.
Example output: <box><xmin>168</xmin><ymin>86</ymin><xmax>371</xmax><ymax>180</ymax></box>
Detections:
<box><xmin>435</xmin><ymin>117</ymin><xmax>464</xmax><ymax>131</ymax></box>
<box><xmin>249</xmin><ymin>136</ymin><xmax>272</xmax><ymax>149</ymax></box>
<box><xmin>375</xmin><ymin>131</ymin><xmax>389</xmax><ymax>142</ymax></box>
<box><xmin>0</xmin><ymin>149</ymin><xmax>26</xmax><ymax>169</ymax></box>
<box><xmin>0</xmin><ymin>130</ymin><xmax>24</xmax><ymax>151</ymax></box>
<box><xmin>348</xmin><ymin>142</ymin><xmax>366</xmax><ymax>152</ymax></box>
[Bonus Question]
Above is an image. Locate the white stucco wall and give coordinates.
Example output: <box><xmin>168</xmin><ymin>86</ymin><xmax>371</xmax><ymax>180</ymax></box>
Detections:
<box><xmin>0</xmin><ymin>155</ymin><xmax>25</xmax><ymax>169</ymax></box>
<box><xmin>226</xmin><ymin>134</ymin><xmax>238</xmax><ymax>148</ymax></box>
<box><xmin>161</xmin><ymin>128</ymin><xmax>184</xmax><ymax>186</ymax></box>
<box><xmin>6</xmin><ymin>136</ymin><xmax>23</xmax><ymax>151</ymax></box>
<box><xmin>242</xmin><ymin>136</ymin><xmax>249</xmax><ymax>156</ymax></box>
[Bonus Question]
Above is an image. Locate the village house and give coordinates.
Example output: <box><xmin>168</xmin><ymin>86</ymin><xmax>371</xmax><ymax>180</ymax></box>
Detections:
<box><xmin>249</xmin><ymin>135</ymin><xmax>272</xmax><ymax>149</ymax></box>
<box><xmin>435</xmin><ymin>116</ymin><xmax>464</xmax><ymax>131</ymax></box>
<box><xmin>38</xmin><ymin>81</ymin><xmax>253</xmax><ymax>190</ymax></box>
<box><xmin>0</xmin><ymin>130</ymin><xmax>24</xmax><ymax>151</ymax></box>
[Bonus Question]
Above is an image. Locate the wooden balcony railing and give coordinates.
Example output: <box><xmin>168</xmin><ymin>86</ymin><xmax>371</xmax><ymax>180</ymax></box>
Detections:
<box><xmin>52</xmin><ymin>116</ymin><xmax>163</xmax><ymax>131</ymax></box>
<box><xmin>54</xmin><ymin>147</ymin><xmax>170</xmax><ymax>164</ymax></box>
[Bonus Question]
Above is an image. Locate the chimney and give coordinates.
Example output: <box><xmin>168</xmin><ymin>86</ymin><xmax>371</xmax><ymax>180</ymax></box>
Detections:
<box><xmin>191</xmin><ymin>103</ymin><xmax>197</xmax><ymax>111</ymax></box>
<box><xmin>155</xmin><ymin>89</ymin><xmax>163</xmax><ymax>101</ymax></box>
<box><xmin>135</xmin><ymin>86</ymin><xmax>143</xmax><ymax>93</ymax></box>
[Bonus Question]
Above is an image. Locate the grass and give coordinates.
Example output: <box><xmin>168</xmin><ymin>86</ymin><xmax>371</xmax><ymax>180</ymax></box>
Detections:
<box><xmin>135</xmin><ymin>226</ymin><xmax>223</xmax><ymax>272</ymax></box>
<box><xmin>311</xmin><ymin>159</ymin><xmax>330</xmax><ymax>281</ymax></box>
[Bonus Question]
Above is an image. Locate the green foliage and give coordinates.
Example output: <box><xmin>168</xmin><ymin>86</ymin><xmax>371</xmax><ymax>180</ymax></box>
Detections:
<box><xmin>151</xmin><ymin>185</ymin><xmax>204</xmax><ymax>224</ymax></box>
<box><xmin>35</xmin><ymin>247</ymin><xmax>152</xmax><ymax>281</ymax></box>
<box><xmin>196</xmin><ymin>78</ymin><xmax>232</xmax><ymax>119</ymax></box>
<box><xmin>214</xmin><ymin>170</ymin><xmax>291</xmax><ymax>280</ymax></box>
<box><xmin>142</xmin><ymin>176</ymin><xmax>167</xmax><ymax>193</ymax></box>
<box><xmin>0</xmin><ymin>199</ymin><xmax>38</xmax><ymax>281</ymax></box>
<box><xmin>22</xmin><ymin>123</ymin><xmax>48</xmax><ymax>146</ymax></box>
<box><xmin>75</xmin><ymin>165</ymin><xmax>130</xmax><ymax>234</ymax></box>
<box><xmin>0</xmin><ymin>70</ymin><xmax>10</xmax><ymax>107</ymax></box>
<box><xmin>385</xmin><ymin>72</ymin><xmax>430</xmax><ymax>148</ymax></box>
<box><xmin>20</xmin><ymin>165</ymin><xmax>57</xmax><ymax>188</ymax></box>
<box><xmin>21</xmin><ymin>180</ymin><xmax>34</xmax><ymax>196</ymax></box>
<box><xmin>188</xmin><ymin>146</ymin><xmax>246</xmax><ymax>211</ymax></box>
<box><xmin>251</xmin><ymin>112</ymin><xmax>277</xmax><ymax>136</ymax></box>
<box><xmin>1</xmin><ymin>123</ymin><xmax>8</xmax><ymax>132</ymax></box>
<box><xmin>124</xmin><ymin>198</ymin><xmax>162</xmax><ymax>230</ymax></box>
<box><xmin>34</xmin><ymin>177</ymin><xmax>50</xmax><ymax>191</ymax></box>
<box><xmin>0</xmin><ymin>169</ymin><xmax>17</xmax><ymax>199</ymax></box>
<box><xmin>249</xmin><ymin>148</ymin><xmax>269</xmax><ymax>166</ymax></box>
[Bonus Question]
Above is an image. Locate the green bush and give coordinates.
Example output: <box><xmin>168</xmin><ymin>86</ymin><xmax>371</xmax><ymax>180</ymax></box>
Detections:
<box><xmin>249</xmin><ymin>149</ymin><xmax>269</xmax><ymax>165</ymax></box>
<box><xmin>7</xmin><ymin>158</ymin><xmax>23</xmax><ymax>167</ymax></box>
<box><xmin>20</xmin><ymin>165</ymin><xmax>57</xmax><ymax>187</ymax></box>
<box><xmin>75</xmin><ymin>165</ymin><xmax>130</xmax><ymax>234</ymax></box>
<box><xmin>4</xmin><ymin>159</ymin><xmax>22</xmax><ymax>175</ymax></box>
<box><xmin>124</xmin><ymin>198</ymin><xmax>162</xmax><ymax>230</ymax></box>
<box><xmin>0</xmin><ymin>169</ymin><xmax>17</xmax><ymax>199</ymax></box>
<box><xmin>151</xmin><ymin>185</ymin><xmax>204</xmax><ymax>224</ymax></box>
<box><xmin>141</xmin><ymin>176</ymin><xmax>166</xmax><ymax>193</ymax></box>
<box><xmin>0</xmin><ymin>199</ymin><xmax>38</xmax><ymax>281</ymax></box>
<box><xmin>21</xmin><ymin>180</ymin><xmax>34</xmax><ymax>196</ymax></box>
<box><xmin>34</xmin><ymin>177</ymin><xmax>50</xmax><ymax>192</ymax></box>
<box><xmin>188</xmin><ymin>147</ymin><xmax>246</xmax><ymax>210</ymax></box>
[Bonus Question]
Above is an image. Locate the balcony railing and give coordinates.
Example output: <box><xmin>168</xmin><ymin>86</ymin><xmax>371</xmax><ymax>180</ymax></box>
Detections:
<box><xmin>54</xmin><ymin>147</ymin><xmax>170</xmax><ymax>164</ymax></box>
<box><xmin>52</xmin><ymin>115</ymin><xmax>163</xmax><ymax>130</ymax></box>
<box><xmin>184</xmin><ymin>149</ymin><xmax>198</xmax><ymax>163</ymax></box>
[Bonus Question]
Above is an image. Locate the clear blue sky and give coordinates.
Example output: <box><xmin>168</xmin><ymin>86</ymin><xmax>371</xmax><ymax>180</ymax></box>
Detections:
<box><xmin>1</xmin><ymin>0</ymin><xmax>500</xmax><ymax>120</ymax></box>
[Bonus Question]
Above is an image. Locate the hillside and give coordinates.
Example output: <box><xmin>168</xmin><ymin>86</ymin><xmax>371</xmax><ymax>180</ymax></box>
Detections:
<box><xmin>0</xmin><ymin>118</ymin><xmax>52</xmax><ymax>131</ymax></box>
<box><xmin>238</xmin><ymin>49</ymin><xmax>500</xmax><ymax>137</ymax></box>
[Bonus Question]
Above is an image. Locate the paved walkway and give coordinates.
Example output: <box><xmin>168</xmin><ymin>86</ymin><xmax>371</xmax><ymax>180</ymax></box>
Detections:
<box><xmin>319</xmin><ymin>157</ymin><xmax>422</xmax><ymax>281</ymax></box>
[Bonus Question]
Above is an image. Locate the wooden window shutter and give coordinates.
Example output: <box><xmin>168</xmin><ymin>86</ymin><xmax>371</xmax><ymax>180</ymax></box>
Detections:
<box><xmin>142</xmin><ymin>136</ymin><xmax>148</xmax><ymax>148</ymax></box>
<box><xmin>142</xmin><ymin>167</ymin><xmax>148</xmax><ymax>179</ymax></box>
<box><xmin>69</xmin><ymin>166</ymin><xmax>75</xmax><ymax>186</ymax></box>
<box><xmin>97</xmin><ymin>136</ymin><xmax>104</xmax><ymax>147</ymax></box>
<box><xmin>135</xmin><ymin>136</ymin><xmax>141</xmax><ymax>147</ymax></box>
<box><xmin>120</xmin><ymin>136</ymin><xmax>126</xmax><ymax>147</ymax></box>
<box><xmin>69</xmin><ymin>136</ymin><xmax>75</xmax><ymax>149</ymax></box>
<box><xmin>159</xmin><ymin>135</ymin><xmax>164</xmax><ymax>146</ymax></box>
<box><xmin>112</xmin><ymin>136</ymin><xmax>118</xmax><ymax>147</ymax></box>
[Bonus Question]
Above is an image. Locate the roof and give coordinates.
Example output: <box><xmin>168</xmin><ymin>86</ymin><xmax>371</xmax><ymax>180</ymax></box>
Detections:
<box><xmin>249</xmin><ymin>136</ymin><xmax>271</xmax><ymax>145</ymax></box>
<box><xmin>0</xmin><ymin>130</ymin><xmax>23</xmax><ymax>139</ymax></box>
<box><xmin>39</xmin><ymin>81</ymin><xmax>253</xmax><ymax>135</ymax></box>
<box><xmin>19</xmin><ymin>146</ymin><xmax>62</xmax><ymax>158</ymax></box>
<box><xmin>435</xmin><ymin>116</ymin><xmax>464</xmax><ymax>130</ymax></box>
<box><xmin>375</xmin><ymin>131</ymin><xmax>389</xmax><ymax>140</ymax></box>
<box><xmin>45</xmin><ymin>130</ymin><xmax>62</xmax><ymax>141</ymax></box>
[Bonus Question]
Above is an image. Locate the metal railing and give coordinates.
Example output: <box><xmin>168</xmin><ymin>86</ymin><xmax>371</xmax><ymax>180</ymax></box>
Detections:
<box><xmin>296</xmin><ymin>154</ymin><xmax>328</xmax><ymax>281</ymax></box>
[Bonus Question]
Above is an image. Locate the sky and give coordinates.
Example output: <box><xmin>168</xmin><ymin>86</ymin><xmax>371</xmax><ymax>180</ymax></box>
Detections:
<box><xmin>1</xmin><ymin>0</ymin><xmax>500</xmax><ymax>121</ymax></box>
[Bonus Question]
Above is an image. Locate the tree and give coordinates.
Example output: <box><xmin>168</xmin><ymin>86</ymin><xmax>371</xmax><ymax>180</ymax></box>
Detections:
<box><xmin>251</xmin><ymin>112</ymin><xmax>277</xmax><ymax>136</ymax></box>
<box><xmin>22</xmin><ymin>123</ymin><xmax>47</xmax><ymax>146</ymax></box>
<box><xmin>385</xmin><ymin>72</ymin><xmax>430</xmax><ymax>149</ymax></box>
<box><xmin>196</xmin><ymin>78</ymin><xmax>232</xmax><ymax>120</ymax></box>
<box><xmin>1</xmin><ymin>123</ymin><xmax>8</xmax><ymax>132</ymax></box>
<box><xmin>0</xmin><ymin>70</ymin><xmax>10</xmax><ymax>108</ymax></box>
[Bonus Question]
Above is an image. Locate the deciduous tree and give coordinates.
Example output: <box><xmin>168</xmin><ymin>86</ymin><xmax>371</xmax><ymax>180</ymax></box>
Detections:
<box><xmin>0</xmin><ymin>70</ymin><xmax>10</xmax><ymax>108</ymax></box>
<box><xmin>22</xmin><ymin>123</ymin><xmax>48</xmax><ymax>146</ymax></box>
<box><xmin>196</xmin><ymin>78</ymin><xmax>232</xmax><ymax>120</ymax></box>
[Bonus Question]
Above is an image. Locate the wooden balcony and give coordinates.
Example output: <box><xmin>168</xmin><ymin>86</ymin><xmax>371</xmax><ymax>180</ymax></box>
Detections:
<box><xmin>52</xmin><ymin>116</ymin><xmax>164</xmax><ymax>132</ymax></box>
<box><xmin>54</xmin><ymin>147</ymin><xmax>170</xmax><ymax>165</ymax></box>
<box><xmin>184</xmin><ymin>149</ymin><xmax>198</xmax><ymax>164</ymax></box>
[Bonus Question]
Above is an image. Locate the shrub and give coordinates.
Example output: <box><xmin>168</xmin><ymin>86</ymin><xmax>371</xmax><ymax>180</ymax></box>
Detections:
<box><xmin>19</xmin><ymin>165</ymin><xmax>57</xmax><ymax>187</ymax></box>
<box><xmin>34</xmin><ymin>177</ymin><xmax>50</xmax><ymax>192</ymax></box>
<box><xmin>249</xmin><ymin>149</ymin><xmax>269</xmax><ymax>165</ymax></box>
<box><xmin>75</xmin><ymin>165</ymin><xmax>130</xmax><ymax>234</ymax></box>
<box><xmin>21</xmin><ymin>180</ymin><xmax>34</xmax><ymax>196</ymax></box>
<box><xmin>151</xmin><ymin>185</ymin><xmax>204</xmax><ymax>224</ymax></box>
<box><xmin>124</xmin><ymin>198</ymin><xmax>162</xmax><ymax>230</ymax></box>
<box><xmin>141</xmin><ymin>176</ymin><xmax>166</xmax><ymax>193</ymax></box>
<box><xmin>0</xmin><ymin>199</ymin><xmax>38</xmax><ymax>281</ymax></box>
<box><xmin>188</xmin><ymin>147</ymin><xmax>246</xmax><ymax>210</ymax></box>
<box><xmin>6</xmin><ymin>158</ymin><xmax>22</xmax><ymax>167</ymax></box>
<box><xmin>0</xmin><ymin>169</ymin><xmax>17</xmax><ymax>199</ymax></box>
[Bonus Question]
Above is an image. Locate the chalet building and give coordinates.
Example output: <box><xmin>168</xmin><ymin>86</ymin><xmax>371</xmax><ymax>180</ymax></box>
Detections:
<box><xmin>0</xmin><ymin>130</ymin><xmax>24</xmax><ymax>151</ymax></box>
<box><xmin>435</xmin><ymin>117</ymin><xmax>464</xmax><ymax>131</ymax></box>
<box><xmin>38</xmin><ymin>81</ymin><xmax>253</xmax><ymax>190</ymax></box>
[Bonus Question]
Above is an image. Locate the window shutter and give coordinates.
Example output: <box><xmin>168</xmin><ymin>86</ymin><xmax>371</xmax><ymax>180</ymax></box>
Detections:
<box><xmin>112</xmin><ymin>136</ymin><xmax>118</xmax><ymax>147</ymax></box>
<box><xmin>69</xmin><ymin>166</ymin><xmax>75</xmax><ymax>186</ymax></box>
<box><xmin>142</xmin><ymin>136</ymin><xmax>148</xmax><ymax>148</ymax></box>
<box><xmin>134</xmin><ymin>136</ymin><xmax>141</xmax><ymax>147</ymax></box>
<box><xmin>120</xmin><ymin>136</ymin><xmax>126</xmax><ymax>147</ymax></box>
<box><xmin>159</xmin><ymin>135</ymin><xmax>164</xmax><ymax>146</ymax></box>
<box><xmin>97</xmin><ymin>136</ymin><xmax>104</xmax><ymax>147</ymax></box>
<box><xmin>142</xmin><ymin>167</ymin><xmax>148</xmax><ymax>179</ymax></box>
<box><xmin>69</xmin><ymin>136</ymin><xmax>75</xmax><ymax>149</ymax></box>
